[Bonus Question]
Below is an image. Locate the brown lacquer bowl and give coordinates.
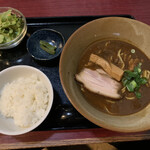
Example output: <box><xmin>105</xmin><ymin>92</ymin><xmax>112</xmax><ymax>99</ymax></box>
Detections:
<box><xmin>59</xmin><ymin>17</ymin><xmax>150</xmax><ymax>132</ymax></box>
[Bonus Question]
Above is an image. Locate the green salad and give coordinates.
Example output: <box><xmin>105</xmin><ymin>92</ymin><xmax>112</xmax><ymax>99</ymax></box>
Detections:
<box><xmin>0</xmin><ymin>10</ymin><xmax>24</xmax><ymax>44</ymax></box>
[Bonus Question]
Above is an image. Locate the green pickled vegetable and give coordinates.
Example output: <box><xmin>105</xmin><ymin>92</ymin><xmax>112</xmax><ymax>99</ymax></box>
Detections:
<box><xmin>40</xmin><ymin>40</ymin><xmax>56</xmax><ymax>55</ymax></box>
<box><xmin>122</xmin><ymin>63</ymin><xmax>147</xmax><ymax>99</ymax></box>
<box><xmin>0</xmin><ymin>10</ymin><xmax>24</xmax><ymax>44</ymax></box>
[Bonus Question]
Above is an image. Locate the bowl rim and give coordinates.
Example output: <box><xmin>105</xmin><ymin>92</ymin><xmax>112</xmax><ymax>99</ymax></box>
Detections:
<box><xmin>0</xmin><ymin>65</ymin><xmax>54</xmax><ymax>135</ymax></box>
<box><xmin>26</xmin><ymin>28</ymin><xmax>65</xmax><ymax>61</ymax></box>
<box><xmin>0</xmin><ymin>7</ymin><xmax>27</xmax><ymax>48</ymax></box>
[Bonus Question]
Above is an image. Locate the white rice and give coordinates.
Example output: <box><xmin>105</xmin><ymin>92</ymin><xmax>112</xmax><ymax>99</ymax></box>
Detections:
<box><xmin>0</xmin><ymin>74</ymin><xmax>49</xmax><ymax>128</ymax></box>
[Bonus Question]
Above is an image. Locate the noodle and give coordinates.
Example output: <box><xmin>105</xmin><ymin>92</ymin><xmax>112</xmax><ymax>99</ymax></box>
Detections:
<box><xmin>125</xmin><ymin>96</ymin><xmax>135</xmax><ymax>100</ymax></box>
<box><xmin>104</xmin><ymin>106</ymin><xmax>114</xmax><ymax>115</ymax></box>
<box><xmin>121</xmin><ymin>87</ymin><xmax>126</xmax><ymax>93</ymax></box>
<box><xmin>117</xmin><ymin>49</ymin><xmax>125</xmax><ymax>69</ymax></box>
<box><xmin>142</xmin><ymin>70</ymin><xmax>150</xmax><ymax>86</ymax></box>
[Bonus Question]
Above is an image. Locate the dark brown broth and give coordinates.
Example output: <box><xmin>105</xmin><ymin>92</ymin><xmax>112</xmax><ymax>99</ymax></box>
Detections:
<box><xmin>77</xmin><ymin>39</ymin><xmax>150</xmax><ymax>116</ymax></box>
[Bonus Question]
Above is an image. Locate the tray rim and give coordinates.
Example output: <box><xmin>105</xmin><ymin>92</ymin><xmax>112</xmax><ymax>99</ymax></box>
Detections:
<box><xmin>26</xmin><ymin>14</ymin><xmax>135</xmax><ymax>25</ymax></box>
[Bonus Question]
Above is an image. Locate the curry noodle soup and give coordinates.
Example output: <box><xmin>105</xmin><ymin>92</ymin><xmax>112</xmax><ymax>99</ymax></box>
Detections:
<box><xmin>76</xmin><ymin>39</ymin><xmax>150</xmax><ymax>116</ymax></box>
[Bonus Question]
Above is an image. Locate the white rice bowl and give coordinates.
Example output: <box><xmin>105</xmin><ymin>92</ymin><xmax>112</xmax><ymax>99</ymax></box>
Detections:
<box><xmin>0</xmin><ymin>65</ymin><xmax>53</xmax><ymax>135</ymax></box>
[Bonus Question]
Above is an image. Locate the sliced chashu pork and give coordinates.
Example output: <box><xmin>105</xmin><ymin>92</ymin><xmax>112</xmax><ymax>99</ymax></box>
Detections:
<box><xmin>75</xmin><ymin>68</ymin><xmax>121</xmax><ymax>99</ymax></box>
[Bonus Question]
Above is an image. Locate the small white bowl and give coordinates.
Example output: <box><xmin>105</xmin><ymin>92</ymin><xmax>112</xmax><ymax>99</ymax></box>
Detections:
<box><xmin>0</xmin><ymin>65</ymin><xmax>53</xmax><ymax>135</ymax></box>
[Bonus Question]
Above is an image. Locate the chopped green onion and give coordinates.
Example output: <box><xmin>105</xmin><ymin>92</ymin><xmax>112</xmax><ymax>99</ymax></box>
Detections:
<box><xmin>135</xmin><ymin>84</ymin><xmax>140</xmax><ymax>91</ymax></box>
<box><xmin>131</xmin><ymin>49</ymin><xmax>135</xmax><ymax>53</ymax></box>
<box><xmin>122</xmin><ymin>78</ymin><xmax>128</xmax><ymax>86</ymax></box>
<box><xmin>125</xmin><ymin>70</ymin><xmax>138</xmax><ymax>78</ymax></box>
<box><xmin>135</xmin><ymin>91</ymin><xmax>141</xmax><ymax>99</ymax></box>
<box><xmin>139</xmin><ymin>77</ymin><xmax>147</xmax><ymax>85</ymax></box>
<box><xmin>122</xmin><ymin>63</ymin><xmax>147</xmax><ymax>99</ymax></box>
<box><xmin>126</xmin><ymin>80</ymin><xmax>137</xmax><ymax>92</ymax></box>
<box><xmin>134</xmin><ymin>63</ymin><xmax>142</xmax><ymax>74</ymax></box>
